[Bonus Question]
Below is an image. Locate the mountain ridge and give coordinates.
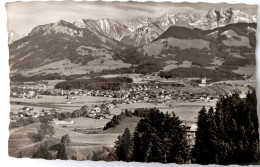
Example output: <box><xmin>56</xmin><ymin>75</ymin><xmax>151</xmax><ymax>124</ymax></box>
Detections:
<box><xmin>9</xmin><ymin>7</ymin><xmax>255</xmax><ymax>46</ymax></box>
<box><xmin>71</xmin><ymin>8</ymin><xmax>257</xmax><ymax>46</ymax></box>
<box><xmin>8</xmin><ymin>8</ymin><xmax>257</xmax><ymax>79</ymax></box>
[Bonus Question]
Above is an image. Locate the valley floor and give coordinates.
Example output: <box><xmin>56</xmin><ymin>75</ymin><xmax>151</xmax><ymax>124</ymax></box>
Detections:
<box><xmin>8</xmin><ymin>79</ymin><xmax>255</xmax><ymax>160</ymax></box>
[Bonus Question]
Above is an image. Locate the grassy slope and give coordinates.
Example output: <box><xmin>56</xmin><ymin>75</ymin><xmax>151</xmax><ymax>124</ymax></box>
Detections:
<box><xmin>8</xmin><ymin>121</ymin><xmax>120</xmax><ymax>158</ymax></box>
<box><xmin>9</xmin><ymin>123</ymin><xmax>60</xmax><ymax>157</ymax></box>
<box><xmin>143</xmin><ymin>37</ymin><xmax>210</xmax><ymax>56</ymax></box>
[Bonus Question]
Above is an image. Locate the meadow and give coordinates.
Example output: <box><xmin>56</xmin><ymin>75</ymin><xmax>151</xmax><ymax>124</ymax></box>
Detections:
<box><xmin>10</xmin><ymin>84</ymin><xmax>249</xmax><ymax>160</ymax></box>
<box><xmin>8</xmin><ymin>121</ymin><xmax>119</xmax><ymax>159</ymax></box>
<box><xmin>143</xmin><ymin>37</ymin><xmax>210</xmax><ymax>56</ymax></box>
<box><xmin>10</xmin><ymin>95</ymin><xmax>116</xmax><ymax>114</ymax></box>
<box><xmin>115</xmin><ymin>101</ymin><xmax>216</xmax><ymax>123</ymax></box>
<box><xmin>55</xmin><ymin>117</ymin><xmax>112</xmax><ymax>129</ymax></box>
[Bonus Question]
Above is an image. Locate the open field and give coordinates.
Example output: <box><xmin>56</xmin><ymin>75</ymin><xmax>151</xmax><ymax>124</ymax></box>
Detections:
<box><xmin>211</xmin><ymin>57</ymin><xmax>224</xmax><ymax>66</ymax></box>
<box><xmin>214</xmin><ymin>80</ymin><xmax>256</xmax><ymax>87</ymax></box>
<box><xmin>160</xmin><ymin>105</ymin><xmax>214</xmax><ymax>123</ymax></box>
<box><xmin>10</xmin><ymin>95</ymin><xmax>115</xmax><ymax>104</ymax></box>
<box><xmin>168</xmin><ymin>86</ymin><xmax>214</xmax><ymax>94</ymax></box>
<box><xmin>163</xmin><ymin>60</ymin><xmax>178</xmax><ymax>71</ymax></box>
<box><xmin>53</xmin><ymin>125</ymin><xmax>119</xmax><ymax>146</ymax></box>
<box><xmin>223</xmin><ymin>36</ymin><xmax>251</xmax><ymax>47</ymax></box>
<box><xmin>55</xmin><ymin>117</ymin><xmax>112</xmax><ymax>129</ymax></box>
<box><xmin>162</xmin><ymin>60</ymin><xmax>192</xmax><ymax>71</ymax></box>
<box><xmin>115</xmin><ymin>101</ymin><xmax>216</xmax><ymax>123</ymax></box>
<box><xmin>9</xmin><ymin>122</ymin><xmax>119</xmax><ymax>158</ymax></box>
<box><xmin>215</xmin><ymin>85</ymin><xmax>252</xmax><ymax>93</ymax></box>
<box><xmin>232</xmin><ymin>65</ymin><xmax>256</xmax><ymax>79</ymax></box>
<box><xmin>10</xmin><ymin>95</ymin><xmax>116</xmax><ymax>114</ymax></box>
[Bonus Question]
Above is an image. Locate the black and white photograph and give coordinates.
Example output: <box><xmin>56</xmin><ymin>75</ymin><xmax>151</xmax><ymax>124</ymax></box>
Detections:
<box><xmin>3</xmin><ymin>0</ymin><xmax>260</xmax><ymax>166</ymax></box>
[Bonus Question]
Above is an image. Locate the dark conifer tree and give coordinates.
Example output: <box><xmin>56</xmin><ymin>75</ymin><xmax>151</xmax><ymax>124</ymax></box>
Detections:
<box><xmin>192</xmin><ymin>106</ymin><xmax>210</xmax><ymax>164</ymax></box>
<box><xmin>132</xmin><ymin>108</ymin><xmax>189</xmax><ymax>163</ymax></box>
<box><xmin>60</xmin><ymin>134</ymin><xmax>71</xmax><ymax>146</ymax></box>
<box><xmin>56</xmin><ymin>143</ymin><xmax>68</xmax><ymax>160</ymax></box>
<box><xmin>114</xmin><ymin>128</ymin><xmax>133</xmax><ymax>162</ymax></box>
<box><xmin>32</xmin><ymin>143</ymin><xmax>52</xmax><ymax>160</ymax></box>
<box><xmin>18</xmin><ymin>151</ymin><xmax>22</xmax><ymax>158</ymax></box>
<box><xmin>71</xmin><ymin>155</ymin><xmax>77</xmax><ymax>160</ymax></box>
<box><xmin>56</xmin><ymin>134</ymin><xmax>70</xmax><ymax>160</ymax></box>
<box><xmin>193</xmin><ymin>91</ymin><xmax>259</xmax><ymax>164</ymax></box>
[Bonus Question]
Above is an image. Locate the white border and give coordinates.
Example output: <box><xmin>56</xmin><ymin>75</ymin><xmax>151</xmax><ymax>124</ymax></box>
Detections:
<box><xmin>0</xmin><ymin>0</ymin><xmax>259</xmax><ymax>167</ymax></box>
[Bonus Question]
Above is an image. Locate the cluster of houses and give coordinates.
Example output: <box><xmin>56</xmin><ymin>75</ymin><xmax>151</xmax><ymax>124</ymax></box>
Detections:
<box><xmin>56</xmin><ymin>84</ymin><xmax>221</xmax><ymax>104</ymax></box>
<box><xmin>15</xmin><ymin>107</ymin><xmax>57</xmax><ymax>118</ymax></box>
<box><xmin>13</xmin><ymin>101</ymin><xmax>116</xmax><ymax>121</ymax></box>
<box><xmin>11</xmin><ymin>78</ymin><xmax>251</xmax><ymax>122</ymax></box>
<box><xmin>11</xmin><ymin>81</ymin><xmax>223</xmax><ymax>104</ymax></box>
<box><xmin>87</xmin><ymin>103</ymin><xmax>115</xmax><ymax>119</ymax></box>
<box><xmin>11</xmin><ymin>89</ymin><xmax>249</xmax><ymax>113</ymax></box>
<box><xmin>10</xmin><ymin>89</ymin><xmax>42</xmax><ymax>99</ymax></box>
<box><xmin>10</xmin><ymin>77</ymin><xmax>222</xmax><ymax>102</ymax></box>
<box><xmin>117</xmin><ymin>90</ymin><xmax>220</xmax><ymax>105</ymax></box>
<box><xmin>17</xmin><ymin>107</ymin><xmax>34</xmax><ymax>117</ymax></box>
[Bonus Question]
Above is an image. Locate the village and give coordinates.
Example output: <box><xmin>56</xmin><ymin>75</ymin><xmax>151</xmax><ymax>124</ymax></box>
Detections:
<box><xmin>10</xmin><ymin>77</ymin><xmax>250</xmax><ymax>104</ymax></box>
<box><xmin>9</xmin><ymin>77</ymin><xmax>252</xmax><ymax>135</ymax></box>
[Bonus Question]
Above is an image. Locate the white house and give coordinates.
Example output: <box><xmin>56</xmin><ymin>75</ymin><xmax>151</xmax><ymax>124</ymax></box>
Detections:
<box><xmin>201</xmin><ymin>77</ymin><xmax>206</xmax><ymax>84</ymax></box>
<box><xmin>91</xmin><ymin>107</ymin><xmax>101</xmax><ymax>113</ymax></box>
<box><xmin>198</xmin><ymin>77</ymin><xmax>207</xmax><ymax>87</ymax></box>
<box><xmin>108</xmin><ymin>104</ymin><xmax>115</xmax><ymax>108</ymax></box>
<box><xmin>27</xmin><ymin>90</ymin><xmax>36</xmax><ymax>96</ymax></box>
<box><xmin>54</xmin><ymin>120</ymin><xmax>74</xmax><ymax>125</ymax></box>
<box><xmin>239</xmin><ymin>92</ymin><xmax>247</xmax><ymax>99</ymax></box>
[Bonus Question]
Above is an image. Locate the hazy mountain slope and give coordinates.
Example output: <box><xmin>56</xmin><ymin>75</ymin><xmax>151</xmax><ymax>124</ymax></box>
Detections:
<box><xmin>8</xmin><ymin>13</ymin><xmax>257</xmax><ymax>78</ymax></box>
<box><xmin>121</xmin><ymin>22</ymin><xmax>164</xmax><ymax>46</ymax></box>
<box><xmin>9</xmin><ymin>20</ymin><xmax>129</xmax><ymax>72</ymax></box>
<box><xmin>74</xmin><ymin>19</ymin><xmax>130</xmax><ymax>41</ymax></box>
<box><xmin>136</xmin><ymin>23</ymin><xmax>256</xmax><ymax>75</ymax></box>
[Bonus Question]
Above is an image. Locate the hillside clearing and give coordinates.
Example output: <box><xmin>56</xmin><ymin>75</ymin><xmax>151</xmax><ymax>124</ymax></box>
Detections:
<box><xmin>143</xmin><ymin>37</ymin><xmax>210</xmax><ymax>56</ymax></box>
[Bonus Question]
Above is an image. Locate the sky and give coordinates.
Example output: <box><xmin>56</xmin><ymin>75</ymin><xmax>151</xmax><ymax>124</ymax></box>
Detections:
<box><xmin>5</xmin><ymin>1</ymin><xmax>258</xmax><ymax>35</ymax></box>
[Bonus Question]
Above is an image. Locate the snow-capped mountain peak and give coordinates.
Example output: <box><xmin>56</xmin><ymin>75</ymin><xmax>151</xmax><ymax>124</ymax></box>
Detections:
<box><xmin>22</xmin><ymin>8</ymin><xmax>257</xmax><ymax>47</ymax></box>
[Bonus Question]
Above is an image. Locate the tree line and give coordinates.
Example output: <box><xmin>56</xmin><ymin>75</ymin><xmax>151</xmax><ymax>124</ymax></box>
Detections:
<box><xmin>159</xmin><ymin>67</ymin><xmax>243</xmax><ymax>81</ymax></box>
<box><xmin>32</xmin><ymin>134</ymin><xmax>72</xmax><ymax>160</ymax></box>
<box><xmin>10</xmin><ymin>73</ymin><xmax>86</xmax><ymax>82</ymax></box>
<box><xmin>55</xmin><ymin>77</ymin><xmax>133</xmax><ymax>90</ymax></box>
<box><xmin>110</xmin><ymin>108</ymin><xmax>190</xmax><ymax>163</ymax></box>
<box><xmin>192</xmin><ymin>90</ymin><xmax>259</xmax><ymax>164</ymax></box>
<box><xmin>112</xmin><ymin>90</ymin><xmax>259</xmax><ymax>164</ymax></box>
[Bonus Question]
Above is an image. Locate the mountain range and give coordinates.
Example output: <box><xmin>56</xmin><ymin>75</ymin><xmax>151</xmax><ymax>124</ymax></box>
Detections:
<box><xmin>8</xmin><ymin>8</ymin><xmax>257</xmax><ymax>80</ymax></box>
<box><xmin>71</xmin><ymin>8</ymin><xmax>256</xmax><ymax>46</ymax></box>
